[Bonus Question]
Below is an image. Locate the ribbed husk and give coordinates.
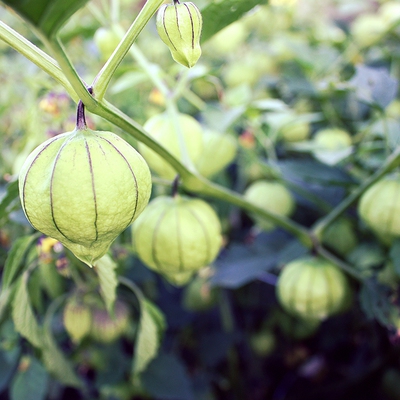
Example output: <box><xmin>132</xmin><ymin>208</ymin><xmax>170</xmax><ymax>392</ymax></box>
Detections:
<box><xmin>156</xmin><ymin>1</ymin><xmax>202</xmax><ymax>68</ymax></box>
<box><xmin>19</xmin><ymin>128</ymin><xmax>152</xmax><ymax>266</ymax></box>
<box><xmin>63</xmin><ymin>299</ymin><xmax>92</xmax><ymax>343</ymax></box>
<box><xmin>358</xmin><ymin>175</ymin><xmax>400</xmax><ymax>245</ymax></box>
<box><xmin>276</xmin><ymin>256</ymin><xmax>351</xmax><ymax>321</ymax></box>
<box><xmin>132</xmin><ymin>195</ymin><xmax>222</xmax><ymax>285</ymax></box>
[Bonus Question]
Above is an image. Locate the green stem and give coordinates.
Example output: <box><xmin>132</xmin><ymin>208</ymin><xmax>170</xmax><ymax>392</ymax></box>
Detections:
<box><xmin>312</xmin><ymin>146</ymin><xmax>400</xmax><ymax>239</ymax></box>
<box><xmin>93</xmin><ymin>0</ymin><xmax>165</xmax><ymax>99</ymax></box>
<box><xmin>0</xmin><ymin>14</ymin><xmax>314</xmax><ymax>248</ymax></box>
<box><xmin>181</xmin><ymin>88</ymin><xmax>207</xmax><ymax>110</ymax></box>
<box><xmin>315</xmin><ymin>244</ymin><xmax>365</xmax><ymax>281</ymax></box>
<box><xmin>128</xmin><ymin>43</ymin><xmax>170</xmax><ymax>98</ymax></box>
<box><xmin>171</xmin><ymin>68</ymin><xmax>191</xmax><ymax>101</ymax></box>
<box><xmin>87</xmin><ymin>3</ymin><xmax>109</xmax><ymax>25</ymax></box>
<box><xmin>45</xmin><ymin>36</ymin><xmax>96</xmax><ymax>108</ymax></box>
<box><xmin>110</xmin><ymin>0</ymin><xmax>120</xmax><ymax>25</ymax></box>
<box><xmin>0</xmin><ymin>21</ymin><xmax>79</xmax><ymax>102</ymax></box>
<box><xmin>84</xmin><ymin>98</ymin><xmax>313</xmax><ymax>247</ymax></box>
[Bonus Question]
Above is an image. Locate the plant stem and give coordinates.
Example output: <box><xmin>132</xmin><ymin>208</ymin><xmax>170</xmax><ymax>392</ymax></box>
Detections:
<box><xmin>93</xmin><ymin>0</ymin><xmax>165</xmax><ymax>99</ymax></box>
<box><xmin>0</xmin><ymin>21</ymin><xmax>78</xmax><ymax>102</ymax></box>
<box><xmin>315</xmin><ymin>244</ymin><xmax>365</xmax><ymax>281</ymax></box>
<box><xmin>0</xmin><ymin>11</ymin><xmax>314</xmax><ymax>248</ymax></box>
<box><xmin>45</xmin><ymin>37</ymin><xmax>96</xmax><ymax>108</ymax></box>
<box><xmin>128</xmin><ymin>43</ymin><xmax>170</xmax><ymax>98</ymax></box>
<box><xmin>86</xmin><ymin>98</ymin><xmax>313</xmax><ymax>247</ymax></box>
<box><xmin>312</xmin><ymin>146</ymin><xmax>400</xmax><ymax>239</ymax></box>
<box><xmin>110</xmin><ymin>0</ymin><xmax>120</xmax><ymax>25</ymax></box>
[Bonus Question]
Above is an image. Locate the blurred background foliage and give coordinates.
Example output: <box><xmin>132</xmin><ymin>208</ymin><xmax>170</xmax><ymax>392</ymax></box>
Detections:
<box><xmin>1</xmin><ymin>0</ymin><xmax>400</xmax><ymax>399</ymax></box>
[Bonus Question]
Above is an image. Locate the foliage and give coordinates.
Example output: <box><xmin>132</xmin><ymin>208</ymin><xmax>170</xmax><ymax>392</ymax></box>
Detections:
<box><xmin>0</xmin><ymin>0</ymin><xmax>400</xmax><ymax>399</ymax></box>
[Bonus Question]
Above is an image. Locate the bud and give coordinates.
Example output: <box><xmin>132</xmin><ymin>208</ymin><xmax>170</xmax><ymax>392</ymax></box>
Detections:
<box><xmin>156</xmin><ymin>1</ymin><xmax>202</xmax><ymax>68</ymax></box>
<box><xmin>90</xmin><ymin>301</ymin><xmax>130</xmax><ymax>343</ymax></box>
<box><xmin>63</xmin><ymin>297</ymin><xmax>92</xmax><ymax>343</ymax></box>
<box><xmin>132</xmin><ymin>195</ymin><xmax>222</xmax><ymax>285</ymax></box>
<box><xmin>182</xmin><ymin>273</ymin><xmax>219</xmax><ymax>311</ymax></box>
<box><xmin>19</xmin><ymin>128</ymin><xmax>152</xmax><ymax>267</ymax></box>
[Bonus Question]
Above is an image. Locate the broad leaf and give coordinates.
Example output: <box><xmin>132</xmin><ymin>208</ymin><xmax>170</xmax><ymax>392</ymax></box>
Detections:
<box><xmin>2</xmin><ymin>234</ymin><xmax>38</xmax><ymax>291</ymax></box>
<box><xmin>390</xmin><ymin>239</ymin><xmax>400</xmax><ymax>276</ymax></box>
<box><xmin>10</xmin><ymin>357</ymin><xmax>49</xmax><ymax>400</ymax></box>
<box><xmin>41</xmin><ymin>298</ymin><xmax>82</xmax><ymax>387</ymax></box>
<box><xmin>95</xmin><ymin>254</ymin><xmax>118</xmax><ymax>314</ymax></box>
<box><xmin>1</xmin><ymin>0</ymin><xmax>90</xmax><ymax>38</ymax></box>
<box><xmin>133</xmin><ymin>299</ymin><xmax>166</xmax><ymax>377</ymax></box>
<box><xmin>200</xmin><ymin>0</ymin><xmax>267</xmax><ymax>43</ymax></box>
<box><xmin>211</xmin><ymin>231</ymin><xmax>294</xmax><ymax>288</ymax></box>
<box><xmin>349</xmin><ymin>65</ymin><xmax>398</xmax><ymax>110</ymax></box>
<box><xmin>0</xmin><ymin>347</ymin><xmax>20</xmax><ymax>392</ymax></box>
<box><xmin>141</xmin><ymin>352</ymin><xmax>194</xmax><ymax>400</ymax></box>
<box><xmin>41</xmin><ymin>327</ymin><xmax>82</xmax><ymax>387</ymax></box>
<box><xmin>12</xmin><ymin>274</ymin><xmax>43</xmax><ymax>348</ymax></box>
<box><xmin>359</xmin><ymin>279</ymin><xmax>394</xmax><ymax>327</ymax></box>
<box><xmin>0</xmin><ymin>180</ymin><xmax>19</xmax><ymax>222</ymax></box>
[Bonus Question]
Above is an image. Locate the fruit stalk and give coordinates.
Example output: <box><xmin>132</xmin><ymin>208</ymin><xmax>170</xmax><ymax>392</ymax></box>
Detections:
<box><xmin>312</xmin><ymin>145</ymin><xmax>400</xmax><ymax>239</ymax></box>
<box><xmin>93</xmin><ymin>0</ymin><xmax>165</xmax><ymax>100</ymax></box>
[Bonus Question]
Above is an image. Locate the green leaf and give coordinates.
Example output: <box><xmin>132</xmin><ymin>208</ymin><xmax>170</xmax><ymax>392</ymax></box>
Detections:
<box><xmin>12</xmin><ymin>274</ymin><xmax>43</xmax><ymax>348</ymax></box>
<box><xmin>200</xmin><ymin>0</ymin><xmax>267</xmax><ymax>43</ymax></box>
<box><xmin>141</xmin><ymin>353</ymin><xmax>194</xmax><ymax>400</ymax></box>
<box><xmin>1</xmin><ymin>0</ymin><xmax>90</xmax><ymax>38</ymax></box>
<box><xmin>390</xmin><ymin>239</ymin><xmax>400</xmax><ymax>276</ymax></box>
<box><xmin>133</xmin><ymin>299</ymin><xmax>166</xmax><ymax>377</ymax></box>
<box><xmin>41</xmin><ymin>297</ymin><xmax>82</xmax><ymax>387</ymax></box>
<box><xmin>95</xmin><ymin>254</ymin><xmax>118</xmax><ymax>314</ymax></box>
<box><xmin>2</xmin><ymin>234</ymin><xmax>38</xmax><ymax>291</ymax></box>
<box><xmin>0</xmin><ymin>285</ymin><xmax>16</xmax><ymax>324</ymax></box>
<box><xmin>41</xmin><ymin>327</ymin><xmax>82</xmax><ymax>387</ymax></box>
<box><xmin>359</xmin><ymin>279</ymin><xmax>394</xmax><ymax>327</ymax></box>
<box><xmin>0</xmin><ymin>180</ymin><xmax>19</xmax><ymax>222</ymax></box>
<box><xmin>0</xmin><ymin>347</ymin><xmax>20</xmax><ymax>392</ymax></box>
<box><xmin>10</xmin><ymin>357</ymin><xmax>49</xmax><ymax>400</ymax></box>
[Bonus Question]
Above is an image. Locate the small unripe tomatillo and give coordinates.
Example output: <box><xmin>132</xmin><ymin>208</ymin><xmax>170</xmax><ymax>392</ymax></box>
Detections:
<box><xmin>156</xmin><ymin>0</ymin><xmax>202</xmax><ymax>68</ymax></box>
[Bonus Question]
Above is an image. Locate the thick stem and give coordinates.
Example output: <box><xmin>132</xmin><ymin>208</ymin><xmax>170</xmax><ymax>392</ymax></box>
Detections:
<box><xmin>45</xmin><ymin>37</ymin><xmax>96</xmax><ymax>108</ymax></box>
<box><xmin>0</xmin><ymin>21</ymin><xmax>78</xmax><ymax>102</ymax></box>
<box><xmin>76</xmin><ymin>88</ymin><xmax>93</xmax><ymax>130</ymax></box>
<box><xmin>312</xmin><ymin>146</ymin><xmax>400</xmax><ymax>239</ymax></box>
<box><xmin>171</xmin><ymin>175</ymin><xmax>180</xmax><ymax>197</ymax></box>
<box><xmin>93</xmin><ymin>0</ymin><xmax>165</xmax><ymax>99</ymax></box>
<box><xmin>76</xmin><ymin>101</ymin><xmax>87</xmax><ymax>130</ymax></box>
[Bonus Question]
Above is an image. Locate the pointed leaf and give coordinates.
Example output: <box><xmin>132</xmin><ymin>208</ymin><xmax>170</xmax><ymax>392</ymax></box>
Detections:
<box><xmin>201</xmin><ymin>0</ymin><xmax>267</xmax><ymax>43</ymax></box>
<box><xmin>95</xmin><ymin>254</ymin><xmax>118</xmax><ymax>314</ymax></box>
<box><xmin>0</xmin><ymin>347</ymin><xmax>20</xmax><ymax>392</ymax></box>
<box><xmin>41</xmin><ymin>298</ymin><xmax>82</xmax><ymax>387</ymax></box>
<box><xmin>12</xmin><ymin>274</ymin><xmax>43</xmax><ymax>348</ymax></box>
<box><xmin>359</xmin><ymin>278</ymin><xmax>394</xmax><ymax>327</ymax></box>
<box><xmin>0</xmin><ymin>180</ymin><xmax>19</xmax><ymax>222</ymax></box>
<box><xmin>349</xmin><ymin>65</ymin><xmax>398</xmax><ymax>110</ymax></box>
<box><xmin>141</xmin><ymin>353</ymin><xmax>194</xmax><ymax>400</ymax></box>
<box><xmin>390</xmin><ymin>239</ymin><xmax>400</xmax><ymax>276</ymax></box>
<box><xmin>2</xmin><ymin>234</ymin><xmax>38</xmax><ymax>291</ymax></box>
<box><xmin>1</xmin><ymin>0</ymin><xmax>90</xmax><ymax>38</ymax></box>
<box><xmin>10</xmin><ymin>357</ymin><xmax>49</xmax><ymax>400</ymax></box>
<box><xmin>133</xmin><ymin>299</ymin><xmax>166</xmax><ymax>377</ymax></box>
<box><xmin>41</xmin><ymin>328</ymin><xmax>82</xmax><ymax>387</ymax></box>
